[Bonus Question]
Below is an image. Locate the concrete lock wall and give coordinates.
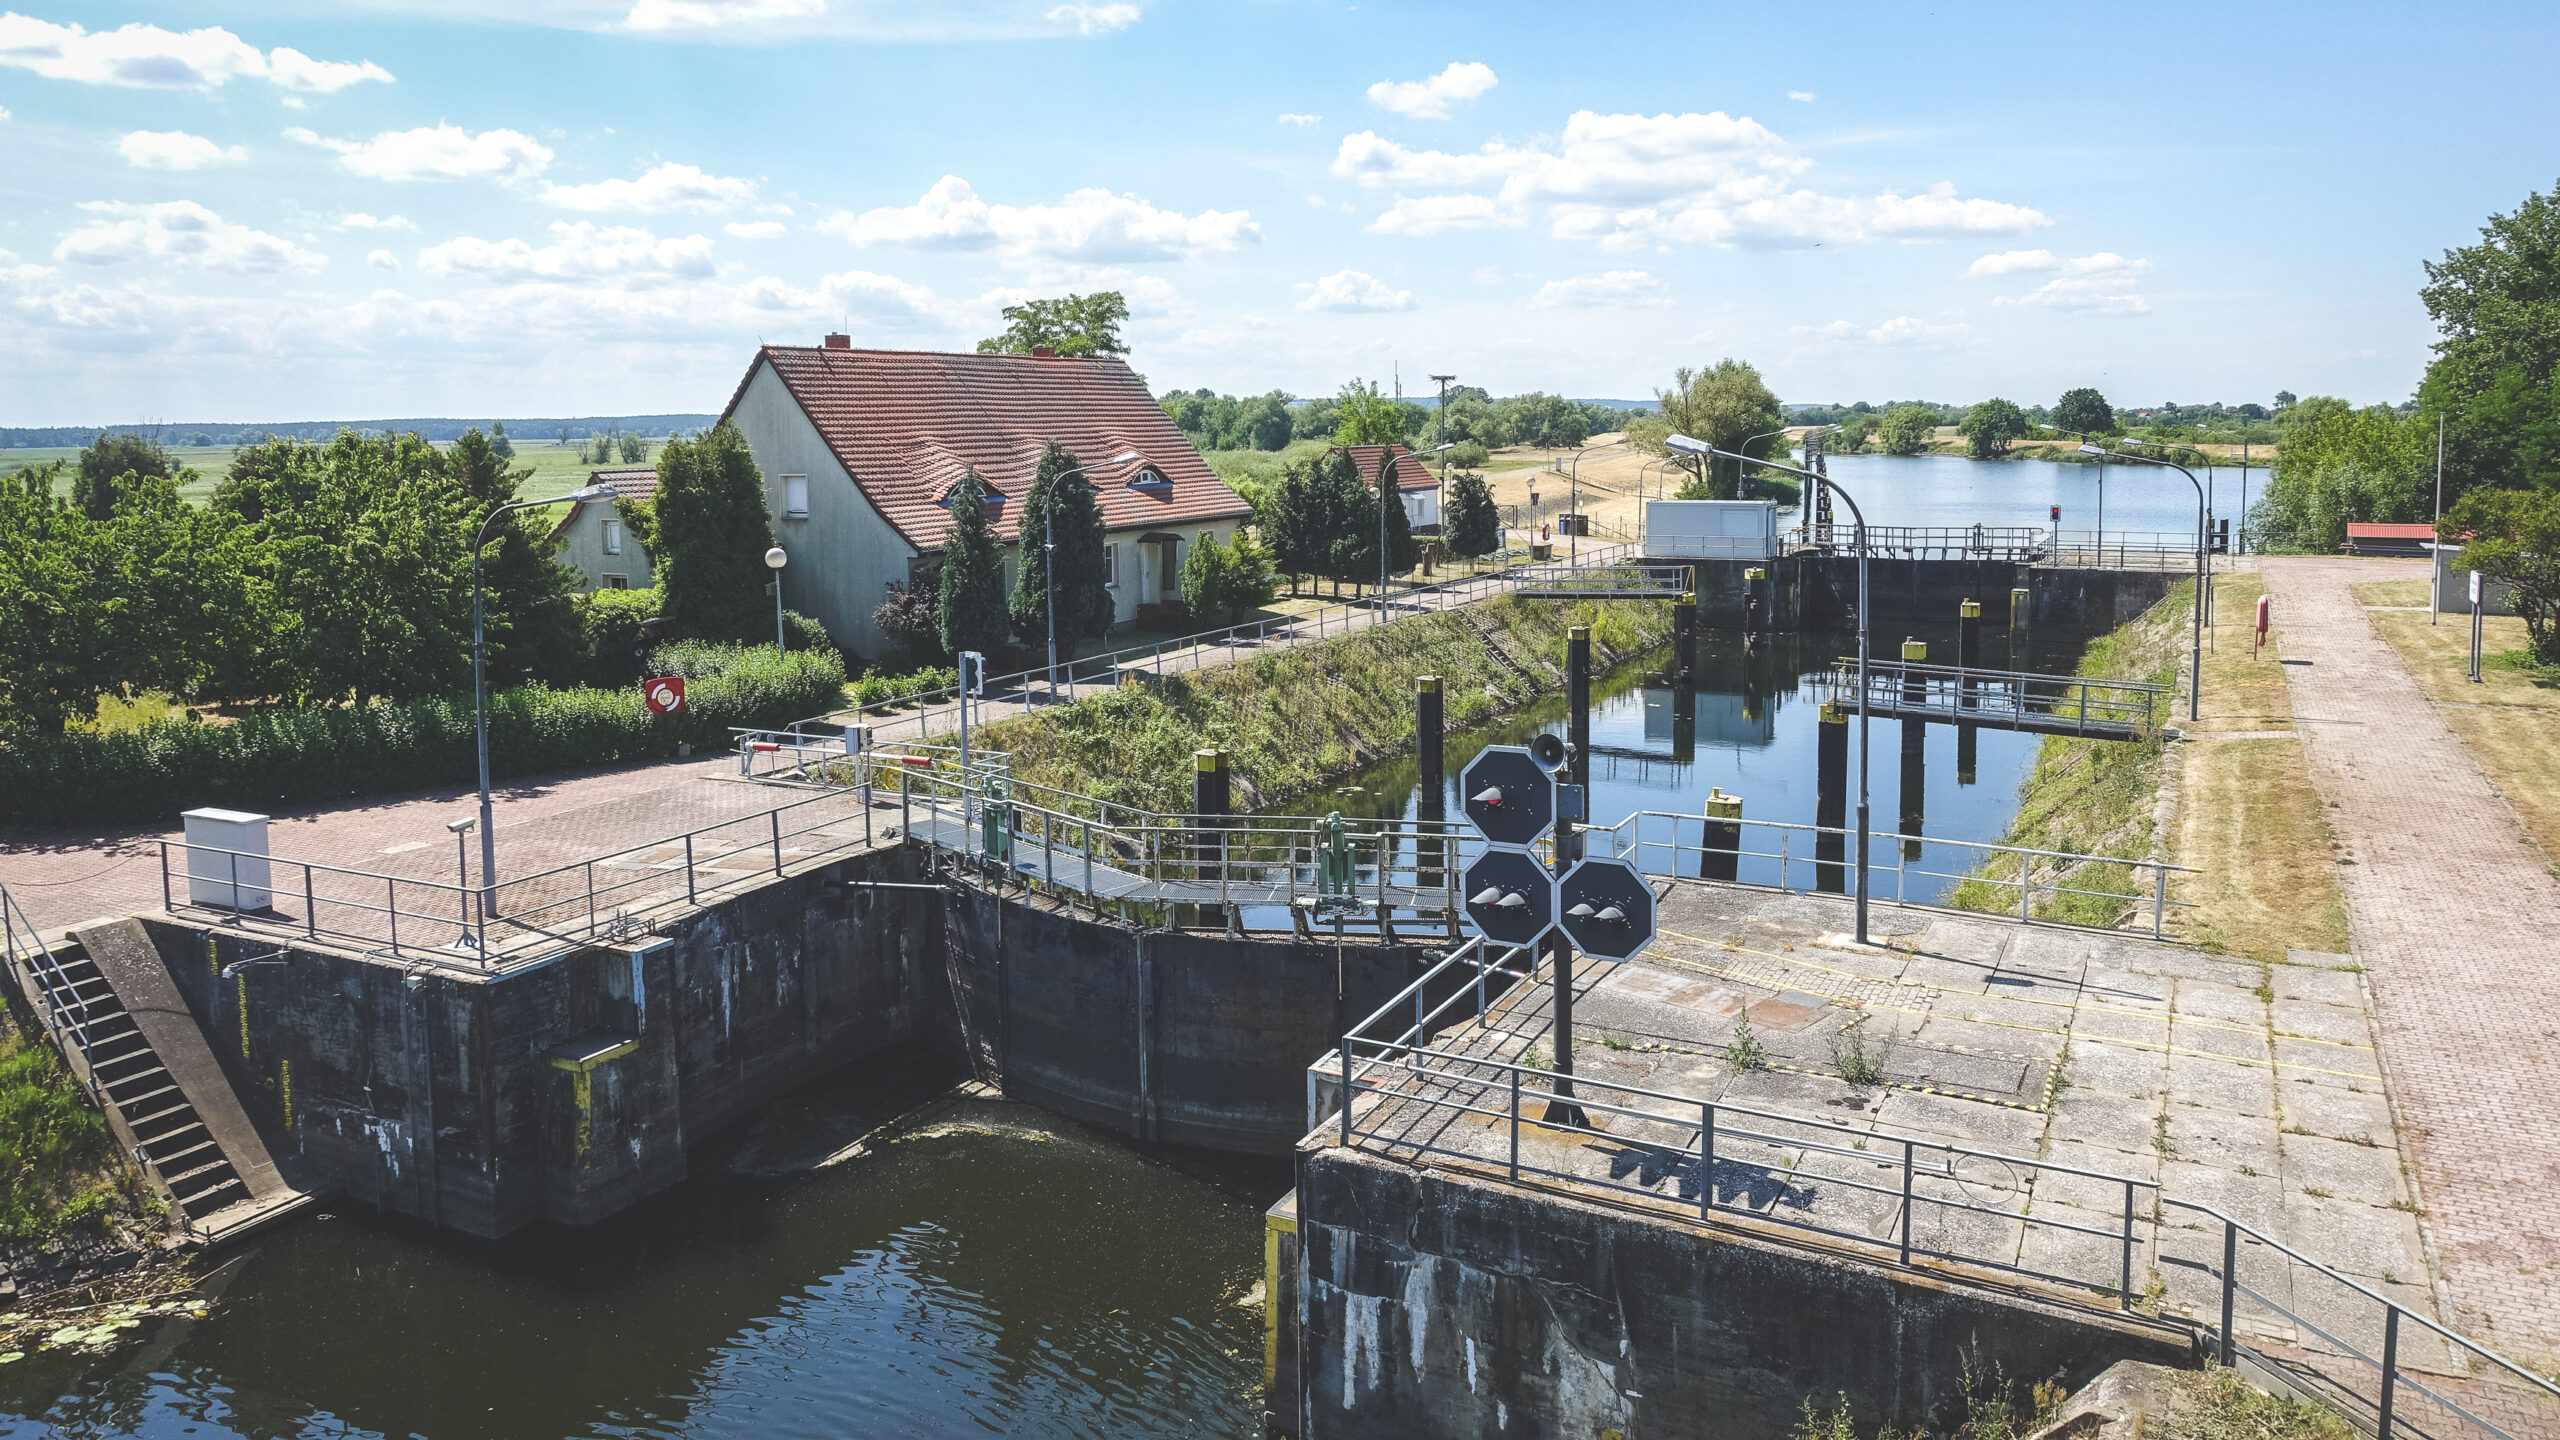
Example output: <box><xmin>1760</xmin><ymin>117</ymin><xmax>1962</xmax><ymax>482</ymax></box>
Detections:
<box><xmin>939</xmin><ymin>878</ymin><xmax>1426</xmax><ymax>1154</ymax></box>
<box><xmin>1283</xmin><ymin>1147</ymin><xmax>2193</xmax><ymax>1440</ymax></box>
<box><xmin>1661</xmin><ymin>554</ymin><xmax>2178</xmax><ymax>633</ymax></box>
<box><xmin>145</xmin><ymin>844</ymin><xmax>939</xmax><ymax>1238</ymax></box>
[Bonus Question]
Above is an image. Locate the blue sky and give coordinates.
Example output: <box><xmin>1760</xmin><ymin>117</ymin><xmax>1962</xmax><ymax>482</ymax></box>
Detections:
<box><xmin>2</xmin><ymin>0</ymin><xmax>2554</xmax><ymax>425</ymax></box>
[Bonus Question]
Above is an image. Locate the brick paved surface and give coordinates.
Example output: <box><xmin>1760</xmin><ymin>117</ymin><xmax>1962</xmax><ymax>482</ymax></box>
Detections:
<box><xmin>2262</xmin><ymin>557</ymin><xmax>2560</xmax><ymax>1371</ymax></box>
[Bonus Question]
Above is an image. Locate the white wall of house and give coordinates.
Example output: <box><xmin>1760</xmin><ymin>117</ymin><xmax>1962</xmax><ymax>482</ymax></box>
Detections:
<box><xmin>556</xmin><ymin>503</ymin><xmax>653</xmax><ymax>592</ymax></box>
<box><xmin>1403</xmin><ymin>489</ymin><xmax>1439</xmax><ymax>529</ymax></box>
<box><xmin>728</xmin><ymin>360</ymin><xmax>918</xmax><ymax>660</ymax></box>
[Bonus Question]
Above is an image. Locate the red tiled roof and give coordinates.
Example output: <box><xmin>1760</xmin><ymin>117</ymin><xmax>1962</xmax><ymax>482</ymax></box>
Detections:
<box><xmin>548</xmin><ymin>466</ymin><xmax>658</xmax><ymax>539</ymax></box>
<box><xmin>722</xmin><ymin>345</ymin><xmax>1252</xmax><ymax>552</ymax></box>
<box><xmin>1332</xmin><ymin>443</ymin><xmax>1439</xmax><ymax>492</ymax></box>
<box><xmin>2346</xmin><ymin>523</ymin><xmax>2435</xmax><ymax>539</ymax></box>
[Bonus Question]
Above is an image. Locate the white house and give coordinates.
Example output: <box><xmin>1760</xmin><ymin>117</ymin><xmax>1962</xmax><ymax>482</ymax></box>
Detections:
<box><xmin>549</xmin><ymin>466</ymin><xmax>659</xmax><ymax>591</ymax></box>
<box><xmin>719</xmin><ymin>335</ymin><xmax>1257</xmax><ymax>657</ymax></box>
<box><xmin>1331</xmin><ymin>443</ymin><xmax>1442</xmax><ymax>533</ymax></box>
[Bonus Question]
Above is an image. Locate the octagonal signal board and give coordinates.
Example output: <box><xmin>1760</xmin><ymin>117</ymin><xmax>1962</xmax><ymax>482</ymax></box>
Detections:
<box><xmin>1557</xmin><ymin>857</ymin><xmax>1657</xmax><ymax>962</ymax></box>
<box><xmin>1462</xmin><ymin>849</ymin><xmax>1555</xmax><ymax>950</ymax></box>
<box><xmin>1460</xmin><ymin>746</ymin><xmax>1555</xmax><ymax>850</ymax></box>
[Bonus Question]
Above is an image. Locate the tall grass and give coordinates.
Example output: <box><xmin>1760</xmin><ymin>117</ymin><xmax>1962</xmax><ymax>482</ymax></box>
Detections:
<box><xmin>0</xmin><ymin>1024</ymin><xmax>124</xmax><ymax>1242</ymax></box>
<box><xmin>979</xmin><ymin>595</ymin><xmax>1674</xmax><ymax>814</ymax></box>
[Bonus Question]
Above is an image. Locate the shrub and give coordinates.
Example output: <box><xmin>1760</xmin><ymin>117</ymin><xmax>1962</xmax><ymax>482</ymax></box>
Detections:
<box><xmin>0</xmin><ymin>1025</ymin><xmax>118</xmax><ymax>1241</ymax></box>
<box><xmin>1448</xmin><ymin>441</ymin><xmax>1491</xmax><ymax>469</ymax></box>
<box><xmin>0</xmin><ymin>645</ymin><xmax>844</xmax><ymax>830</ymax></box>
<box><xmin>573</xmin><ymin>585</ymin><xmax>663</xmax><ymax>688</ymax></box>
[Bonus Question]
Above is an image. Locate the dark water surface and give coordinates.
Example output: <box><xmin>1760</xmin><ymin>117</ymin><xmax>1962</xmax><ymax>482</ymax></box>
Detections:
<box><xmin>0</xmin><ymin>1063</ymin><xmax>1281</xmax><ymax>1440</ymax></box>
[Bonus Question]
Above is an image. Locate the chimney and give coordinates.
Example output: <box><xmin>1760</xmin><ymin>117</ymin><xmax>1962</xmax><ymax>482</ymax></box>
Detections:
<box><xmin>1030</xmin><ymin>345</ymin><xmax>1056</xmax><ymax>358</ymax></box>
<box><xmin>823</xmin><ymin>332</ymin><xmax>851</xmax><ymax>350</ymax></box>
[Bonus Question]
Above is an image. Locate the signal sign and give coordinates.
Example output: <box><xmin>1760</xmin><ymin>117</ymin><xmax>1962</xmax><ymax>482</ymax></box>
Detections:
<box><xmin>1462</xmin><ymin>850</ymin><xmax>1556</xmax><ymax>950</ymax></box>
<box><xmin>1461</xmin><ymin>747</ymin><xmax>1556</xmax><ymax>850</ymax></box>
<box><xmin>1557</xmin><ymin>857</ymin><xmax>1658</xmax><ymax>962</ymax></box>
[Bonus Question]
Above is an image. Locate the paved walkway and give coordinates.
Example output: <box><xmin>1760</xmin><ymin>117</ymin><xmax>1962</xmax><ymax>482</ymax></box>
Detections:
<box><xmin>2262</xmin><ymin>557</ymin><xmax>2560</xmax><ymax>1369</ymax></box>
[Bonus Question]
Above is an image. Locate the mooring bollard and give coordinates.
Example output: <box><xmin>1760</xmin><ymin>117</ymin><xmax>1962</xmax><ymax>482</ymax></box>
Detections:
<box><xmin>1743</xmin><ymin>567</ymin><xmax>1765</xmax><ymax>643</ymax></box>
<box><xmin>1416</xmin><ymin>676</ymin><xmax>1444</xmax><ymax>815</ymax></box>
<box><xmin>1193</xmin><ymin>748</ymin><xmax>1229</xmax><ymax>904</ymax></box>
<box><xmin>1958</xmin><ymin>598</ymin><xmax>1982</xmax><ymax>705</ymax></box>
<box><xmin>1702</xmin><ymin>787</ymin><xmax>1742</xmax><ymax>883</ymax></box>
<box><xmin>1815</xmin><ymin>699</ymin><xmax>1849</xmax><ymax>894</ymax></box>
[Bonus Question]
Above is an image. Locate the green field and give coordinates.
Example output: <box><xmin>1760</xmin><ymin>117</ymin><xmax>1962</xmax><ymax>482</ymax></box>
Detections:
<box><xmin>0</xmin><ymin>438</ymin><xmax>671</xmax><ymax>505</ymax></box>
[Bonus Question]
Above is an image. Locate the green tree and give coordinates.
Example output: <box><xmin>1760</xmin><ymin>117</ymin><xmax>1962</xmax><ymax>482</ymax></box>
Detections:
<box><xmin>1011</xmin><ymin>441</ymin><xmax>1114</xmax><ymax>655</ymax></box>
<box><xmin>0</xmin><ymin>464</ymin><xmax>126</xmax><ymax>730</ymax></box>
<box><xmin>1179</xmin><ymin>530</ymin><xmax>1233</xmax><ymax>622</ymax></box>
<box><xmin>2052</xmin><ymin>387</ymin><xmax>2114</xmax><ymax>436</ymax></box>
<box><xmin>1332</xmin><ymin>378</ymin><xmax>1408</xmax><ymax>446</ymax></box>
<box><xmin>1443</xmin><ymin>470</ymin><xmax>1502</xmax><ymax>561</ymax></box>
<box><xmin>2444</xmin><ymin>487</ymin><xmax>2560</xmax><ymax>664</ymax></box>
<box><xmin>2251</xmin><ymin>403</ymin><xmax>2431</xmax><ymax>552</ymax></box>
<box><xmin>1636</xmin><ymin>360</ymin><xmax>1786</xmax><ymax>499</ymax></box>
<box><xmin>1827</xmin><ymin>413</ymin><xmax>1876</xmax><ymax>454</ymax></box>
<box><xmin>937</xmin><ymin>468</ymin><xmax>1010</xmax><ymax>656</ymax></box>
<box><xmin>450</xmin><ymin>428</ymin><xmax>585</xmax><ymax>686</ymax></box>
<box><xmin>1221</xmin><ymin>532</ymin><xmax>1279</xmax><ymax>617</ymax></box>
<box><xmin>1959</xmin><ymin>398</ymin><xmax>2029</xmax><ymax>459</ymax></box>
<box><xmin>652</xmin><ymin>424</ymin><xmax>776</xmax><ymax>644</ymax></box>
<box><xmin>73</xmin><ymin>431</ymin><xmax>178</xmax><ymax>522</ymax></box>
<box><xmin>617</xmin><ymin>432</ymin><xmax>647</xmax><ymax>464</ymax></box>
<box><xmin>977</xmin><ymin>291</ymin><xmax>1131</xmax><ymax>358</ymax></box>
<box><xmin>489</xmin><ymin>421</ymin><xmax>515</xmax><ymax>460</ymax></box>
<box><xmin>1261</xmin><ymin>449</ymin><xmax>1373</xmax><ymax>595</ymax></box>
<box><xmin>1877</xmin><ymin>404</ymin><xmax>1939</xmax><ymax>456</ymax></box>
<box><xmin>1375</xmin><ymin>454</ymin><xmax>1421</xmax><ymax>581</ymax></box>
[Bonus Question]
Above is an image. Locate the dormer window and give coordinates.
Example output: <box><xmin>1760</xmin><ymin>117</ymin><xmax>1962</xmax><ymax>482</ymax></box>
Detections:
<box><xmin>1127</xmin><ymin>466</ymin><xmax>1171</xmax><ymax>490</ymax></box>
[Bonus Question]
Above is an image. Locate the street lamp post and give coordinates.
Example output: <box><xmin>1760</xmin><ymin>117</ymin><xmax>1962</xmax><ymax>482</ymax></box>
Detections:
<box><xmin>470</xmin><ymin>483</ymin><xmax>614</xmax><ymax>924</ymax></box>
<box><xmin>2081</xmin><ymin>442</ymin><xmax>2207</xmax><ymax>722</ymax></box>
<box><xmin>1562</xmin><ymin>437</ymin><xmax>1630</xmax><ymax>562</ymax></box>
<box><xmin>1672</xmin><ymin>434</ymin><xmax>1879</xmax><ymax>945</ymax></box>
<box><xmin>1735</xmin><ymin>427</ymin><xmax>1790</xmax><ymax>502</ymax></box>
<box><xmin>765</xmin><ymin>546</ymin><xmax>789</xmax><ymax>652</ymax></box>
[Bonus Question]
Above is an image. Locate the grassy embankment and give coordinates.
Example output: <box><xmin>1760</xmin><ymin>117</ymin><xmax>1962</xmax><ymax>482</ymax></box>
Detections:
<box><xmin>1949</xmin><ymin>577</ymin><xmax>2351</xmax><ymax>962</ymax></box>
<box><xmin>977</xmin><ymin>594</ymin><xmax>1674</xmax><ymax>815</ymax></box>
<box><xmin>2354</xmin><ymin>577</ymin><xmax>2560</xmax><ymax>871</ymax></box>
<box><xmin>0</xmin><ymin>1019</ymin><xmax>145</xmax><ymax>1245</ymax></box>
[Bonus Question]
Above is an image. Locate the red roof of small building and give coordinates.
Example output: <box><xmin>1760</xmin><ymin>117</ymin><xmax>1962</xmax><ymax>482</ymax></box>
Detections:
<box><xmin>549</xmin><ymin>466</ymin><xmax>658</xmax><ymax>539</ymax></box>
<box><xmin>2345</xmin><ymin>523</ymin><xmax>2436</xmax><ymax>539</ymax></box>
<box><xmin>1331</xmin><ymin>443</ymin><xmax>1439</xmax><ymax>493</ymax></box>
<box><xmin>721</xmin><ymin>344</ymin><xmax>1251</xmax><ymax>552</ymax></box>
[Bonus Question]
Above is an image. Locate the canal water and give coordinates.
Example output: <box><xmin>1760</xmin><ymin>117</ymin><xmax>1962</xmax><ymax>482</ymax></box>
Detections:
<box><xmin>0</xmin><ymin>1053</ymin><xmax>1284</xmax><ymax>1440</ymax></box>
<box><xmin>1285</xmin><ymin>617</ymin><xmax>2101</xmax><ymax>908</ymax></box>
<box><xmin>1813</xmin><ymin>453</ymin><xmax>2254</xmax><ymax>542</ymax></box>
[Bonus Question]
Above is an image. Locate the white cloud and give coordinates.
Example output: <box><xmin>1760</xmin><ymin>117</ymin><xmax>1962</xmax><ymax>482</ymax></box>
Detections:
<box><xmin>1966</xmin><ymin>248</ymin><xmax>2058</xmax><ymax>276</ymax></box>
<box><xmin>725</xmin><ymin>220</ymin><xmax>787</xmax><ymax>239</ymax></box>
<box><xmin>291</xmin><ymin>123</ymin><xmax>553</xmax><ymax>184</ymax></box>
<box><xmin>1277</xmin><ymin>112</ymin><xmax>1321</xmax><ymax>127</ymax></box>
<box><xmin>543</xmin><ymin>161</ymin><xmax>761</xmax><ymax>213</ymax></box>
<box><xmin>0</xmin><ymin>14</ymin><xmax>389</xmax><ymax>92</ymax></box>
<box><xmin>336</xmin><ymin>212</ymin><xmax>416</xmax><ymax>232</ymax></box>
<box><xmin>1989</xmin><ymin>251</ymin><xmax>2153</xmax><ymax>313</ymax></box>
<box><xmin>1294</xmin><ymin>269</ymin><xmax>1412</xmax><ymax>313</ymax></box>
<box><xmin>1334</xmin><ymin>109</ymin><xmax>2048</xmax><ymax>251</ymax></box>
<box><xmin>1529</xmin><ymin>270</ymin><xmax>1669</xmax><ymax>309</ymax></box>
<box><xmin>0</xmin><ymin>104</ymin><xmax>10</xmax><ymax>120</ymax></box>
<box><xmin>419</xmin><ymin>222</ymin><xmax>718</xmax><ymax>282</ymax></box>
<box><xmin>1865</xmin><ymin>314</ymin><xmax>1968</xmax><ymax>344</ymax></box>
<box><xmin>1469</xmin><ymin>264</ymin><xmax>1503</xmax><ymax>284</ymax></box>
<box><xmin>1787</xmin><ymin>91</ymin><xmax>1815</xmax><ymax>102</ymax></box>
<box><xmin>826</xmin><ymin>175</ymin><xmax>1257</xmax><ymax>262</ymax></box>
<box><xmin>55</xmin><ymin>200</ymin><xmax>324</xmax><ymax>274</ymax></box>
<box><xmin>1366</xmin><ymin>61</ymin><xmax>1496</xmax><ymax>120</ymax></box>
<box><xmin>1045</xmin><ymin>2</ymin><xmax>1139</xmax><ymax>35</ymax></box>
<box><xmin>368</xmin><ymin>248</ymin><xmax>400</xmax><ymax>271</ymax></box>
<box><xmin>624</xmin><ymin>0</ymin><xmax>823</xmax><ymax>32</ymax></box>
<box><xmin>1371</xmin><ymin>193</ymin><xmax>1512</xmax><ymax>236</ymax></box>
<box><xmin>117</xmin><ymin>130</ymin><xmax>241</xmax><ymax>171</ymax></box>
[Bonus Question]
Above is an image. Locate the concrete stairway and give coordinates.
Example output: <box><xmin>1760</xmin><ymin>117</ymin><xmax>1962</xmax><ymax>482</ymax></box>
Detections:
<box><xmin>41</xmin><ymin>920</ymin><xmax>316</xmax><ymax>1244</ymax></box>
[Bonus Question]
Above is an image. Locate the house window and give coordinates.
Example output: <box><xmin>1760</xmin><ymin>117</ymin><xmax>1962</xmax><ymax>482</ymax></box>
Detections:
<box><xmin>783</xmin><ymin>475</ymin><xmax>809</xmax><ymax>519</ymax></box>
<box><xmin>1104</xmin><ymin>542</ymin><xmax>1119</xmax><ymax>588</ymax></box>
<box><xmin>601</xmin><ymin>574</ymin><xmax>630</xmax><ymax>590</ymax></box>
<box><xmin>603</xmin><ymin>518</ymin><xmax>623</xmax><ymax>556</ymax></box>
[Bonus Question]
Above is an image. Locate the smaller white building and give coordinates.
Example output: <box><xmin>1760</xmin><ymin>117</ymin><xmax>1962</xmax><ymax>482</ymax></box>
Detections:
<box><xmin>550</xmin><ymin>467</ymin><xmax>659</xmax><ymax>591</ymax></box>
<box><xmin>1645</xmin><ymin>499</ymin><xmax>1780</xmax><ymax>560</ymax></box>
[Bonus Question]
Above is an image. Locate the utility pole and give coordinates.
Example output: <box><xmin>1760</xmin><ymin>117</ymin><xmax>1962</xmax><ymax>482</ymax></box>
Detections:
<box><xmin>1431</xmin><ymin>372</ymin><xmax>1457</xmax><ymax>508</ymax></box>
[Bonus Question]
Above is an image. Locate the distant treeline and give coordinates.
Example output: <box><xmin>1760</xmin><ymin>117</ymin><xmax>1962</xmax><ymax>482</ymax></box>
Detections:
<box><xmin>0</xmin><ymin>415</ymin><xmax>721</xmax><ymax>448</ymax></box>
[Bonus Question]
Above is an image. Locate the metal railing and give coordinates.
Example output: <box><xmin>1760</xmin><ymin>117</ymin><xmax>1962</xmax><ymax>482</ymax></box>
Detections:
<box><xmin>1600</xmin><ymin>809</ymin><xmax>2190</xmax><ymax>937</ymax></box>
<box><xmin>2048</xmin><ymin>530</ymin><xmax>2220</xmax><ymax>572</ymax></box>
<box><xmin>1508</xmin><ymin>562</ymin><xmax>1688</xmax><ymax>598</ymax></box>
<box><xmin>1320</xmin><ymin>953</ymin><xmax>2560</xmax><ymax>1440</ymax></box>
<box><xmin>796</xmin><ymin>542</ymin><xmax>1643</xmax><ymax>738</ymax></box>
<box><xmin>0</xmin><ymin>883</ymin><xmax>108</xmax><ymax>1109</ymax></box>
<box><xmin>1790</xmin><ymin>525</ymin><xmax>2053</xmax><ymax>562</ymax></box>
<box><xmin>1820</xmin><ymin>659</ymin><xmax>2170</xmax><ymax>737</ymax></box>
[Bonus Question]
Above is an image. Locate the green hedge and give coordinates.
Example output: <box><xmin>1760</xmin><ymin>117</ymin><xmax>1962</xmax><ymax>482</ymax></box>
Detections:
<box><xmin>0</xmin><ymin>645</ymin><xmax>844</xmax><ymax>830</ymax></box>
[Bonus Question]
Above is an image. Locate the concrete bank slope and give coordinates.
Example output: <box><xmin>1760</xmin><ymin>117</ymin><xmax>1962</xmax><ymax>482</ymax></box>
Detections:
<box><xmin>1276</xmin><ymin>1145</ymin><xmax>2193</xmax><ymax>1439</ymax></box>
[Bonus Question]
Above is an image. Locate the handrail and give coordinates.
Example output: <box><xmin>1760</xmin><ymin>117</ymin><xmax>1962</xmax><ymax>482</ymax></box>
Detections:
<box><xmin>1321</xmin><ymin>1025</ymin><xmax>2560</xmax><ymax>1440</ymax></box>
<box><xmin>790</xmin><ymin>541</ymin><xmax>1642</xmax><ymax>734</ymax></box>
<box><xmin>0</xmin><ymin>883</ymin><xmax>107</xmax><ymax>1110</ymax></box>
